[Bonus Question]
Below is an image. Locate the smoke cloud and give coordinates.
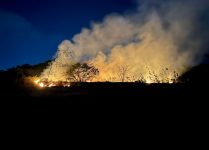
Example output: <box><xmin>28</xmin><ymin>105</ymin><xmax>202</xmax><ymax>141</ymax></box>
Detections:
<box><xmin>41</xmin><ymin>0</ymin><xmax>209</xmax><ymax>83</ymax></box>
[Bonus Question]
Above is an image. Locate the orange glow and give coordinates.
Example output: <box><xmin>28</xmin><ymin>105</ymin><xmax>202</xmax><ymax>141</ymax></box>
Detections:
<box><xmin>146</xmin><ymin>79</ymin><xmax>152</xmax><ymax>84</ymax></box>
<box><xmin>39</xmin><ymin>82</ymin><xmax>45</xmax><ymax>88</ymax></box>
<box><xmin>35</xmin><ymin>79</ymin><xmax>40</xmax><ymax>84</ymax></box>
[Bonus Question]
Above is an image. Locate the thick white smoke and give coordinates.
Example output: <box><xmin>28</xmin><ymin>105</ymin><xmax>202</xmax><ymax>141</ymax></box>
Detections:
<box><xmin>40</xmin><ymin>0</ymin><xmax>209</xmax><ymax>83</ymax></box>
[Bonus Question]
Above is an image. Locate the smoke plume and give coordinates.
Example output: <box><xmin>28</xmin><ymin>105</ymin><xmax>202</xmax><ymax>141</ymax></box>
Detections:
<box><xmin>40</xmin><ymin>0</ymin><xmax>209</xmax><ymax>83</ymax></box>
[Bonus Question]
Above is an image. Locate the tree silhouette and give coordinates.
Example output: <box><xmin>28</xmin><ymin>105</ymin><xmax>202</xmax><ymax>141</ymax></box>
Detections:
<box><xmin>117</xmin><ymin>65</ymin><xmax>129</xmax><ymax>82</ymax></box>
<box><xmin>67</xmin><ymin>63</ymin><xmax>99</xmax><ymax>82</ymax></box>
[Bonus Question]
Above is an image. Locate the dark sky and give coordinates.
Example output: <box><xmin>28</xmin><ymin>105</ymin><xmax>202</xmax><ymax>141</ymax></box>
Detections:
<box><xmin>0</xmin><ymin>0</ymin><xmax>136</xmax><ymax>70</ymax></box>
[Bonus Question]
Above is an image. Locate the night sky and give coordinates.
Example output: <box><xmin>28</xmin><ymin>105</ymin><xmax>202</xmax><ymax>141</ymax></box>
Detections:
<box><xmin>0</xmin><ymin>0</ymin><xmax>136</xmax><ymax>70</ymax></box>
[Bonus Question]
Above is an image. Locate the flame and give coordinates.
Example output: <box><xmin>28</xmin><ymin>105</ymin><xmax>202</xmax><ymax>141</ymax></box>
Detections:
<box><xmin>34</xmin><ymin>79</ymin><xmax>45</xmax><ymax>88</ymax></box>
<box><xmin>48</xmin><ymin>83</ymin><xmax>55</xmax><ymax>87</ymax></box>
<box><xmin>39</xmin><ymin>82</ymin><xmax>45</xmax><ymax>88</ymax></box>
<box><xmin>35</xmin><ymin>79</ymin><xmax>40</xmax><ymax>84</ymax></box>
<box><xmin>146</xmin><ymin>79</ymin><xmax>152</xmax><ymax>84</ymax></box>
<box><xmin>169</xmin><ymin>80</ymin><xmax>174</xmax><ymax>84</ymax></box>
<box><xmin>34</xmin><ymin>78</ymin><xmax>72</xmax><ymax>88</ymax></box>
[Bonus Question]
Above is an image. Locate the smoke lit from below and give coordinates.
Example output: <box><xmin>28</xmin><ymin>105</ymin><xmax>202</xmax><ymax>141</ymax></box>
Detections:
<box><xmin>35</xmin><ymin>1</ymin><xmax>208</xmax><ymax>86</ymax></box>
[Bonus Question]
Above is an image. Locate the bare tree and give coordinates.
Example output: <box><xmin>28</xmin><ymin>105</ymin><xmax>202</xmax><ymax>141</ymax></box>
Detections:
<box><xmin>68</xmin><ymin>63</ymin><xmax>99</xmax><ymax>82</ymax></box>
<box><xmin>117</xmin><ymin>65</ymin><xmax>130</xmax><ymax>82</ymax></box>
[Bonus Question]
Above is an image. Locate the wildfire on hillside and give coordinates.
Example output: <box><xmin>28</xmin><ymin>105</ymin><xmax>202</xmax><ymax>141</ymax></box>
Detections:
<box><xmin>34</xmin><ymin>79</ymin><xmax>71</xmax><ymax>88</ymax></box>
<box><xmin>33</xmin><ymin>67</ymin><xmax>176</xmax><ymax>88</ymax></box>
<box><xmin>32</xmin><ymin>0</ymin><xmax>207</xmax><ymax>87</ymax></box>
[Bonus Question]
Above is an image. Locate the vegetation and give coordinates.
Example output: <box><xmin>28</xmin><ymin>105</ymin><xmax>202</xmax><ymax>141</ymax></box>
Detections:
<box><xmin>117</xmin><ymin>65</ymin><xmax>130</xmax><ymax>82</ymax></box>
<box><xmin>0</xmin><ymin>58</ymin><xmax>208</xmax><ymax>90</ymax></box>
<box><xmin>0</xmin><ymin>61</ymin><xmax>50</xmax><ymax>89</ymax></box>
<box><xmin>0</xmin><ymin>61</ymin><xmax>209</xmax><ymax>105</ymax></box>
<box><xmin>67</xmin><ymin>63</ymin><xmax>99</xmax><ymax>82</ymax></box>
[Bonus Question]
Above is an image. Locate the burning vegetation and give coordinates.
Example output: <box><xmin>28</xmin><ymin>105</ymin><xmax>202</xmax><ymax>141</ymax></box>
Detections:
<box><xmin>34</xmin><ymin>63</ymin><xmax>99</xmax><ymax>87</ymax></box>
<box><xmin>34</xmin><ymin>61</ymin><xmax>178</xmax><ymax>88</ymax></box>
<box><xmin>35</xmin><ymin>79</ymin><xmax>71</xmax><ymax>88</ymax></box>
<box><xmin>33</xmin><ymin>0</ymin><xmax>208</xmax><ymax>87</ymax></box>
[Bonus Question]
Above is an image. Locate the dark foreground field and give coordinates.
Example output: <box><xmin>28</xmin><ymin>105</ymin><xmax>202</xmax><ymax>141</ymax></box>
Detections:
<box><xmin>0</xmin><ymin>82</ymin><xmax>208</xmax><ymax>115</ymax></box>
<box><xmin>0</xmin><ymin>82</ymin><xmax>207</xmax><ymax>104</ymax></box>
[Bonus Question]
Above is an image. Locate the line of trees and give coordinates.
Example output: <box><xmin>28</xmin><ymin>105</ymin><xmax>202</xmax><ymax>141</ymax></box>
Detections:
<box><xmin>65</xmin><ymin>63</ymin><xmax>179</xmax><ymax>83</ymax></box>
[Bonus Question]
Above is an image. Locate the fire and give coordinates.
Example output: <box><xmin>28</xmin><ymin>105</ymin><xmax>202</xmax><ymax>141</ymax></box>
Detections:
<box><xmin>39</xmin><ymin>82</ymin><xmax>45</xmax><ymax>88</ymax></box>
<box><xmin>146</xmin><ymin>79</ymin><xmax>152</xmax><ymax>84</ymax></box>
<box><xmin>35</xmin><ymin>0</ymin><xmax>206</xmax><ymax>85</ymax></box>
<box><xmin>34</xmin><ymin>79</ymin><xmax>45</xmax><ymax>88</ymax></box>
<box><xmin>39</xmin><ymin>13</ymin><xmax>186</xmax><ymax>84</ymax></box>
<box><xmin>169</xmin><ymin>80</ymin><xmax>174</xmax><ymax>84</ymax></box>
<box><xmin>48</xmin><ymin>83</ymin><xmax>55</xmax><ymax>87</ymax></box>
<box><xmin>34</xmin><ymin>78</ymin><xmax>71</xmax><ymax>88</ymax></box>
<box><xmin>35</xmin><ymin>79</ymin><xmax>40</xmax><ymax>84</ymax></box>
